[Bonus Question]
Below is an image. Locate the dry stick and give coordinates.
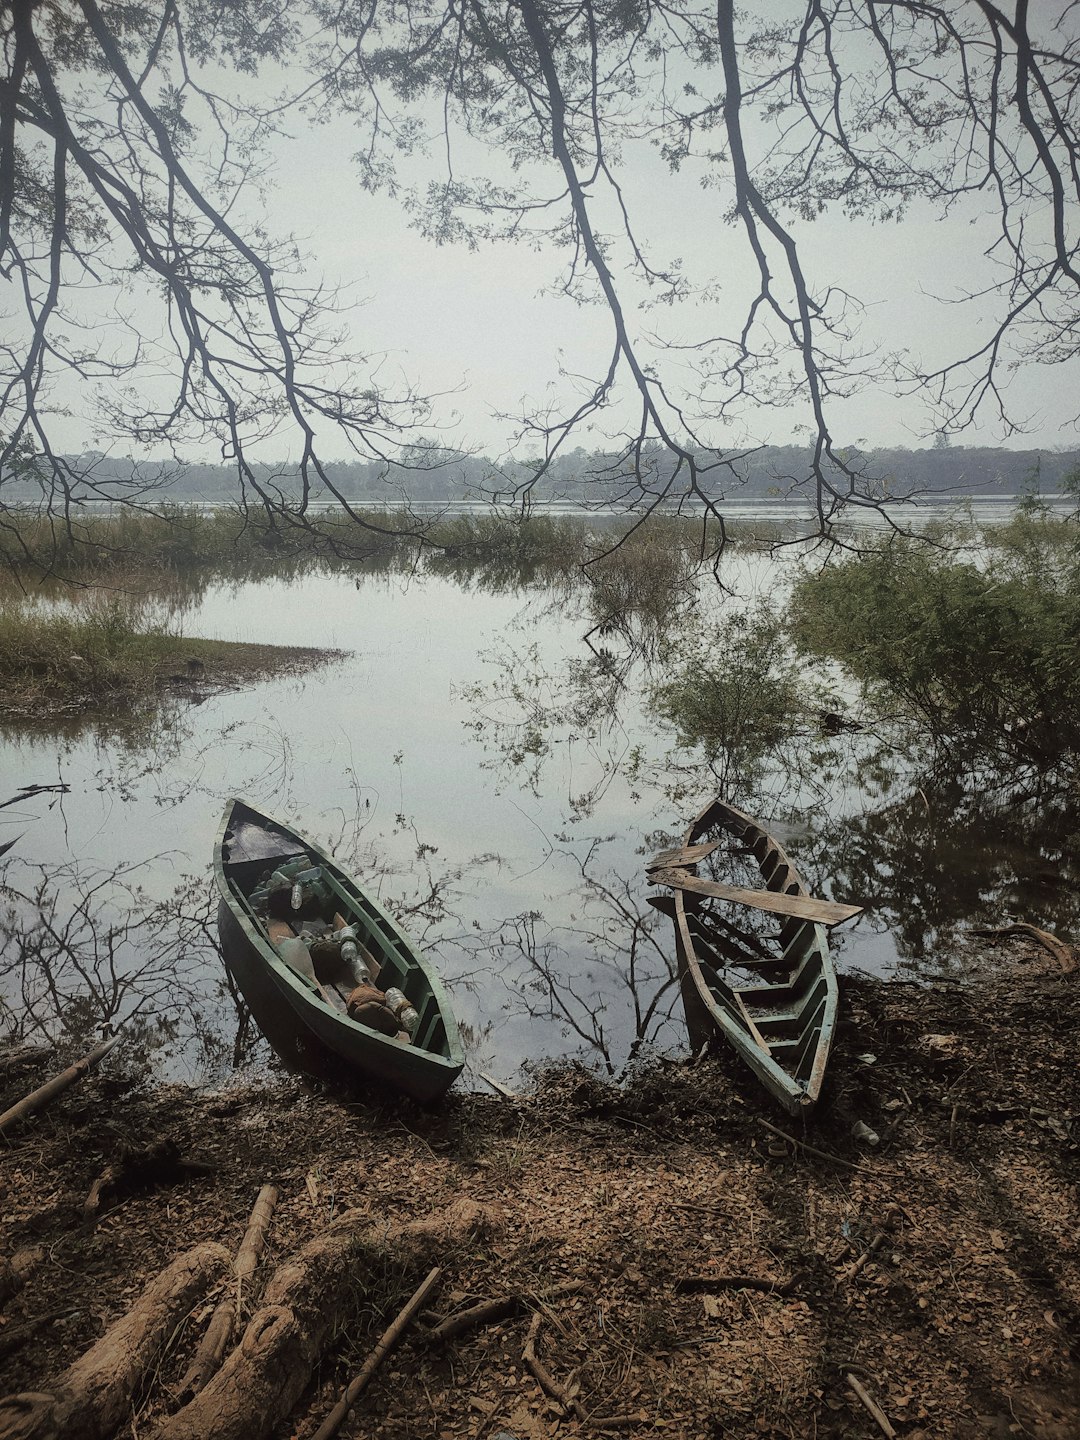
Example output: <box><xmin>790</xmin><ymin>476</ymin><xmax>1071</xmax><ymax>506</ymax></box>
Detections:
<box><xmin>478</xmin><ymin>1071</ymin><xmax>518</xmax><ymax>1100</ymax></box>
<box><xmin>948</xmin><ymin>1102</ymin><xmax>960</xmax><ymax>1149</ymax></box>
<box><xmin>311</xmin><ymin>1266</ymin><xmax>443</xmax><ymax>1440</ymax></box>
<box><xmin>0</xmin><ymin>1033</ymin><xmax>122</xmax><ymax>1138</ymax></box>
<box><xmin>838</xmin><ymin>1234</ymin><xmax>885</xmax><ymax>1286</ymax></box>
<box><xmin>176</xmin><ymin>1183</ymin><xmax>279</xmax><ymax>1399</ymax></box>
<box><xmin>845</xmin><ymin>1372</ymin><xmax>898</xmax><ymax>1439</ymax></box>
<box><xmin>758</xmin><ymin>1120</ymin><xmax>902</xmax><ymax>1178</ymax></box>
<box><xmin>522</xmin><ymin>1312</ymin><xmax>582</xmax><ymax>1421</ymax></box>
<box><xmin>428</xmin><ymin>1279</ymin><xmax>586</xmax><ymax>1344</ymax></box>
<box><xmin>428</xmin><ymin>1295</ymin><xmax>518</xmax><ymax>1342</ymax></box>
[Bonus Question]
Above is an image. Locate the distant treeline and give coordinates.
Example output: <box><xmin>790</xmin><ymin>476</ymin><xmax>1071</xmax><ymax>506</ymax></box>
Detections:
<box><xmin>5</xmin><ymin>443</ymin><xmax>1078</xmax><ymax>504</ymax></box>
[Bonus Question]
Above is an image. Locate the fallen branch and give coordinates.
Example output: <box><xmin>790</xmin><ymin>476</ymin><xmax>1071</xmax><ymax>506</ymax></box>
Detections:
<box><xmin>0</xmin><ymin>1246</ymin><xmax>45</xmax><ymax>1309</ymax></box>
<box><xmin>427</xmin><ymin>1294</ymin><xmax>518</xmax><ymax>1342</ymax></box>
<box><xmin>83</xmin><ymin>1140</ymin><xmax>215</xmax><ymax>1224</ymax></box>
<box><xmin>758</xmin><ymin>1120</ymin><xmax>902</xmax><ymax>1177</ymax></box>
<box><xmin>845</xmin><ymin>1371</ymin><xmax>898</xmax><ymax>1438</ymax></box>
<box><xmin>523</xmin><ymin>1313</ymin><xmax>582</xmax><ymax>1421</ymax></box>
<box><xmin>971</xmin><ymin>923</ymin><xmax>1076</xmax><ymax>974</ymax></box>
<box><xmin>149</xmin><ymin>1198</ymin><xmax>496</xmax><ymax>1440</ymax></box>
<box><xmin>427</xmin><ymin>1279</ymin><xmax>586</xmax><ymax>1344</ymax></box>
<box><xmin>0</xmin><ymin>1242</ymin><xmax>230</xmax><ymax>1440</ymax></box>
<box><xmin>310</xmin><ymin>1266</ymin><xmax>443</xmax><ymax>1440</ymax></box>
<box><xmin>838</xmin><ymin>1235</ymin><xmax>885</xmax><ymax>1286</ymax></box>
<box><xmin>176</xmin><ymin>1183</ymin><xmax>279</xmax><ymax>1399</ymax></box>
<box><xmin>0</xmin><ymin>1034</ymin><xmax>123</xmax><ymax>1139</ymax></box>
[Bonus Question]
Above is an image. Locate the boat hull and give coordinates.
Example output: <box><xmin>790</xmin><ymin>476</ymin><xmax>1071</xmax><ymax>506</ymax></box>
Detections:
<box><xmin>214</xmin><ymin>800</ymin><xmax>464</xmax><ymax>1103</ymax></box>
<box><xmin>656</xmin><ymin>799</ymin><xmax>841</xmax><ymax>1114</ymax></box>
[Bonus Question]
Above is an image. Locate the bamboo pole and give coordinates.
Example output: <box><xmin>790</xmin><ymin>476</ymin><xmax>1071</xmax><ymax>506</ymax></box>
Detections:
<box><xmin>177</xmin><ymin>1183</ymin><xmax>279</xmax><ymax>1398</ymax></box>
<box><xmin>311</xmin><ymin>1266</ymin><xmax>442</xmax><ymax>1440</ymax></box>
<box><xmin>0</xmin><ymin>1033</ymin><xmax>122</xmax><ymax>1139</ymax></box>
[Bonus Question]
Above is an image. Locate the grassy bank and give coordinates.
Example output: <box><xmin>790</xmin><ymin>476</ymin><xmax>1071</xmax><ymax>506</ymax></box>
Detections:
<box><xmin>0</xmin><ymin>598</ymin><xmax>344</xmax><ymax>718</ymax></box>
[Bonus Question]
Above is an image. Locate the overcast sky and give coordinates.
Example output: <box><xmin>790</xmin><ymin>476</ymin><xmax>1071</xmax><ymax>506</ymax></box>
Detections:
<box><xmin>50</xmin><ymin>13</ymin><xmax>1080</xmax><ymax>465</ymax></box>
<box><xmin>240</xmin><ymin>152</ymin><xmax>1071</xmax><ymax>462</ymax></box>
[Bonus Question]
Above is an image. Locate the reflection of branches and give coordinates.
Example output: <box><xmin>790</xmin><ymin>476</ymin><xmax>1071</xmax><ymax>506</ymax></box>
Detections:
<box><xmin>0</xmin><ymin>857</ymin><xmax>219</xmax><ymax>1070</ymax></box>
<box><xmin>478</xmin><ymin>842</ymin><xmax>681</xmax><ymax>1076</ymax></box>
<box><xmin>462</xmin><ymin>636</ymin><xmax>636</xmax><ymax>817</ymax></box>
<box><xmin>806</xmin><ymin>766</ymin><xmax>1080</xmax><ymax>968</ymax></box>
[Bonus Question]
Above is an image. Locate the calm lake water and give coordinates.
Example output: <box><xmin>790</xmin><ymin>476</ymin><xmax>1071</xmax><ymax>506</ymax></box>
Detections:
<box><xmin>1</xmin><ymin>512</ymin><xmax>1074</xmax><ymax>1089</ymax></box>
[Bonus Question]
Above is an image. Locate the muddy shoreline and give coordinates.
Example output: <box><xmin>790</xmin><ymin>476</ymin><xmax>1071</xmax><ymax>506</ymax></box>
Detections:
<box><xmin>2</xmin><ymin>939</ymin><xmax>1078</xmax><ymax>1439</ymax></box>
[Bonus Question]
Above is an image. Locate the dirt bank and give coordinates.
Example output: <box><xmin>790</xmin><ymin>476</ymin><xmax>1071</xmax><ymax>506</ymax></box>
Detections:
<box><xmin>1</xmin><ymin>936</ymin><xmax>1078</xmax><ymax>1439</ymax></box>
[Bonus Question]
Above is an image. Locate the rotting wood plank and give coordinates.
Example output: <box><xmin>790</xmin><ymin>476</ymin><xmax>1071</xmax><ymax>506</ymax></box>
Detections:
<box><xmin>645</xmin><ymin>840</ymin><xmax>722</xmax><ymax>872</ymax></box>
<box><xmin>650</xmin><ymin>868</ymin><xmax>862</xmax><ymax>926</ymax></box>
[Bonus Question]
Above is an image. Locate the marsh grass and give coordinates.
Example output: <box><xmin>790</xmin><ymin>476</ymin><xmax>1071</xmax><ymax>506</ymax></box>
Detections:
<box><xmin>1</xmin><ymin>504</ymin><xmax>778</xmax><ymax>596</ymax></box>
<box><xmin>0</xmin><ymin>594</ymin><xmax>340</xmax><ymax>714</ymax></box>
<box><xmin>0</xmin><ymin>503</ymin><xmax>419</xmax><ymax>584</ymax></box>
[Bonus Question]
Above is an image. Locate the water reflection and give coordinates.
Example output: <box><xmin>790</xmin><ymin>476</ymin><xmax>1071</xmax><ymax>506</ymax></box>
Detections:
<box><xmin>0</xmin><ymin>519</ymin><xmax>1076</xmax><ymax>1089</ymax></box>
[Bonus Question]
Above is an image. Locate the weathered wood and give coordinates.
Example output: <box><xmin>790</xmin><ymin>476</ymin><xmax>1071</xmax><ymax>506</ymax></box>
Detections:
<box><xmin>845</xmin><ymin>1372</ymin><xmax>898</xmax><ymax>1439</ymax></box>
<box><xmin>522</xmin><ymin>1314</ymin><xmax>581</xmax><ymax>1421</ymax></box>
<box><xmin>311</xmin><ymin>1266</ymin><xmax>442</xmax><ymax>1440</ymax></box>
<box><xmin>426</xmin><ymin>1279</ymin><xmax>585</xmax><ymax>1344</ymax></box>
<box><xmin>0</xmin><ymin>1242</ymin><xmax>230</xmax><ymax>1440</ymax></box>
<box><xmin>644</xmin><ymin>840</ymin><xmax>722</xmax><ymax>872</ymax></box>
<box><xmin>651</xmin><ymin>867</ymin><xmax>863</xmax><ymax>926</ymax></box>
<box><xmin>0</xmin><ymin>1247</ymin><xmax>45</xmax><ymax>1309</ymax></box>
<box><xmin>150</xmin><ymin>1199</ymin><xmax>495</xmax><ymax>1440</ymax></box>
<box><xmin>176</xmin><ymin>1183</ymin><xmax>279</xmax><ymax>1399</ymax></box>
<box><xmin>0</xmin><ymin>1035</ymin><xmax>123</xmax><ymax>1139</ymax></box>
<box><xmin>478</xmin><ymin>1071</ymin><xmax>518</xmax><ymax>1099</ymax></box>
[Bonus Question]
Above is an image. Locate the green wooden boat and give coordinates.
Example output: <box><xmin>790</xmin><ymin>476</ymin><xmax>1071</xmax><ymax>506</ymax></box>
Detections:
<box><xmin>648</xmin><ymin>799</ymin><xmax>861</xmax><ymax>1114</ymax></box>
<box><xmin>214</xmin><ymin>798</ymin><xmax>464</xmax><ymax>1102</ymax></box>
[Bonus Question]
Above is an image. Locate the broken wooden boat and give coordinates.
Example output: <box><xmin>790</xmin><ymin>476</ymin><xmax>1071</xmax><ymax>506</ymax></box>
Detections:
<box><xmin>214</xmin><ymin>798</ymin><xmax>464</xmax><ymax>1102</ymax></box>
<box><xmin>647</xmin><ymin>799</ymin><xmax>862</xmax><ymax>1114</ymax></box>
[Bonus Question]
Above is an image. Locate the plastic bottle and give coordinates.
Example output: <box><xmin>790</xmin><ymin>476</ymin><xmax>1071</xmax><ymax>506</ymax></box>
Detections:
<box><xmin>383</xmin><ymin>986</ymin><xmax>419</xmax><ymax>1034</ymax></box>
<box><xmin>851</xmin><ymin>1120</ymin><xmax>880</xmax><ymax>1147</ymax></box>
<box><xmin>334</xmin><ymin>925</ymin><xmax>372</xmax><ymax>985</ymax></box>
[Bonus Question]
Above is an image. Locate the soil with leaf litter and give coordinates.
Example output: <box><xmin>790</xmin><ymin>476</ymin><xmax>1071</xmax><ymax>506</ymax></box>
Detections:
<box><xmin>2</xmin><ymin>935</ymin><xmax>1079</xmax><ymax>1439</ymax></box>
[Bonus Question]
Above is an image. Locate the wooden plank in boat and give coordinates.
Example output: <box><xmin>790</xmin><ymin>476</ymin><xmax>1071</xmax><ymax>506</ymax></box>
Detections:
<box><xmin>650</xmin><ymin>868</ymin><xmax>863</xmax><ymax>926</ymax></box>
<box><xmin>645</xmin><ymin>840</ymin><xmax>722</xmax><ymax>872</ymax></box>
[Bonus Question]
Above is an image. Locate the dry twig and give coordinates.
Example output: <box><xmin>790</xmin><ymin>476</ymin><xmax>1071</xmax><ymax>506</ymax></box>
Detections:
<box><xmin>311</xmin><ymin>1266</ymin><xmax>443</xmax><ymax>1440</ymax></box>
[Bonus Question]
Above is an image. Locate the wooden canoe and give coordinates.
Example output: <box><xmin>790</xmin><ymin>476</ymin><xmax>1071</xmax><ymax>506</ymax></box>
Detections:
<box><xmin>648</xmin><ymin>799</ymin><xmax>861</xmax><ymax>1114</ymax></box>
<box><xmin>214</xmin><ymin>799</ymin><xmax>464</xmax><ymax>1103</ymax></box>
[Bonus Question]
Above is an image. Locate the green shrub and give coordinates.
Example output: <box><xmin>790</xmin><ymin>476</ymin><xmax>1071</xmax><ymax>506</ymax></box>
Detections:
<box><xmin>650</xmin><ymin>603</ymin><xmax>810</xmax><ymax>781</ymax></box>
<box><xmin>790</xmin><ymin>514</ymin><xmax>1080</xmax><ymax>779</ymax></box>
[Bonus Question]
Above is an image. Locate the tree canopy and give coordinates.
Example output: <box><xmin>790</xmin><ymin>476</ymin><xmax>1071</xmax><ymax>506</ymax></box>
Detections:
<box><xmin>2</xmin><ymin>0</ymin><xmax>1078</xmax><ymax>548</ymax></box>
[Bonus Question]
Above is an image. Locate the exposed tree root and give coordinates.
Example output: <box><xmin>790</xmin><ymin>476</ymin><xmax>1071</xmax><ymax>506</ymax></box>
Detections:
<box><xmin>0</xmin><ymin>1242</ymin><xmax>230</xmax><ymax>1440</ymax></box>
<box><xmin>150</xmin><ymin>1198</ymin><xmax>496</xmax><ymax>1440</ymax></box>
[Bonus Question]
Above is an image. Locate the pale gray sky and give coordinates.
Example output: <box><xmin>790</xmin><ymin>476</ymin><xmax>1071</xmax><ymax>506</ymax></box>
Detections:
<box><xmin>44</xmin><ymin>10</ymin><xmax>1080</xmax><ymax>465</ymax></box>
<box><xmin>230</xmin><ymin>102</ymin><xmax>1080</xmax><ymax>459</ymax></box>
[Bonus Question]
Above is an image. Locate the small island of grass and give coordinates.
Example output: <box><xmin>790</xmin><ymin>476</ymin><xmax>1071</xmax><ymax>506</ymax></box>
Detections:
<box><xmin>0</xmin><ymin>598</ymin><xmax>346</xmax><ymax>722</ymax></box>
